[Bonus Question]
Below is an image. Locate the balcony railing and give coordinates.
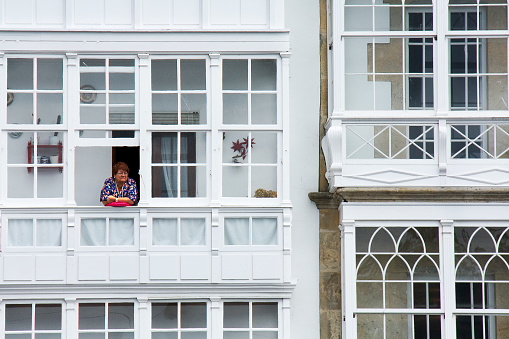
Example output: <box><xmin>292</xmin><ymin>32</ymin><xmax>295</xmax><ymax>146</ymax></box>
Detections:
<box><xmin>323</xmin><ymin>119</ymin><xmax>509</xmax><ymax>188</ymax></box>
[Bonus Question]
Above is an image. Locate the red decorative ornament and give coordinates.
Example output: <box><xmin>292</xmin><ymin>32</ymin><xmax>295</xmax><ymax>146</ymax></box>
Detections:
<box><xmin>231</xmin><ymin>137</ymin><xmax>255</xmax><ymax>162</ymax></box>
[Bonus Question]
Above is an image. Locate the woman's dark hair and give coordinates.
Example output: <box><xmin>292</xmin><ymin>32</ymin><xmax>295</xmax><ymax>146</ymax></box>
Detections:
<box><xmin>112</xmin><ymin>162</ymin><xmax>129</xmax><ymax>177</ymax></box>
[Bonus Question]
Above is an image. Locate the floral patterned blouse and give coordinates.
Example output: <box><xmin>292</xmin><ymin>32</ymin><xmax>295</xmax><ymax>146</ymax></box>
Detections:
<box><xmin>100</xmin><ymin>177</ymin><xmax>138</xmax><ymax>205</ymax></box>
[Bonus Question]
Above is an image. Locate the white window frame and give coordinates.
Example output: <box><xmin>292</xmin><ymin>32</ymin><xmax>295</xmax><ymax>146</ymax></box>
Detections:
<box><xmin>150</xmin><ymin>300</ymin><xmax>210</xmax><ymax>338</ymax></box>
<box><xmin>222</xmin><ymin>300</ymin><xmax>282</xmax><ymax>339</ymax></box>
<box><xmin>220</xmin><ymin>213</ymin><xmax>282</xmax><ymax>251</ymax></box>
<box><xmin>77</xmin><ymin>300</ymin><xmax>136</xmax><ymax>338</ymax></box>
<box><xmin>3</xmin><ymin>301</ymin><xmax>64</xmax><ymax>338</ymax></box>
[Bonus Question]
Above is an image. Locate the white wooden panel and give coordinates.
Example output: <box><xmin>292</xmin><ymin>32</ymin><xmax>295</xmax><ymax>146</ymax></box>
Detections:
<box><xmin>210</xmin><ymin>0</ymin><xmax>238</xmax><ymax>25</ymax></box>
<box><xmin>149</xmin><ymin>255</ymin><xmax>179</xmax><ymax>280</ymax></box>
<box><xmin>181</xmin><ymin>254</ymin><xmax>210</xmax><ymax>280</ymax></box>
<box><xmin>252</xmin><ymin>254</ymin><xmax>282</xmax><ymax>280</ymax></box>
<box><xmin>105</xmin><ymin>0</ymin><xmax>133</xmax><ymax>25</ymax></box>
<box><xmin>240</xmin><ymin>0</ymin><xmax>267</xmax><ymax>25</ymax></box>
<box><xmin>5</xmin><ymin>0</ymin><xmax>33</xmax><ymax>24</ymax></box>
<box><xmin>4</xmin><ymin>256</ymin><xmax>35</xmax><ymax>281</ymax></box>
<box><xmin>110</xmin><ymin>255</ymin><xmax>139</xmax><ymax>281</ymax></box>
<box><xmin>174</xmin><ymin>0</ymin><xmax>200</xmax><ymax>25</ymax></box>
<box><xmin>74</xmin><ymin>0</ymin><xmax>102</xmax><ymax>25</ymax></box>
<box><xmin>78</xmin><ymin>255</ymin><xmax>108</xmax><ymax>281</ymax></box>
<box><xmin>35</xmin><ymin>255</ymin><xmax>66</xmax><ymax>281</ymax></box>
<box><xmin>221</xmin><ymin>254</ymin><xmax>250</xmax><ymax>280</ymax></box>
<box><xmin>142</xmin><ymin>0</ymin><xmax>171</xmax><ymax>25</ymax></box>
<box><xmin>36</xmin><ymin>0</ymin><xmax>65</xmax><ymax>25</ymax></box>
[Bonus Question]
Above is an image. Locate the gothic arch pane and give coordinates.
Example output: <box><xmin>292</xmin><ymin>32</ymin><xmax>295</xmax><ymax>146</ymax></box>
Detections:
<box><xmin>386</xmin><ymin>256</ymin><xmax>411</xmax><ymax>280</ymax></box>
<box><xmin>398</xmin><ymin>228</ymin><xmax>424</xmax><ymax>253</ymax></box>
<box><xmin>414</xmin><ymin>256</ymin><xmax>439</xmax><ymax>281</ymax></box>
<box><xmin>357</xmin><ymin>227</ymin><xmax>377</xmax><ymax>252</ymax></box>
<box><xmin>416</xmin><ymin>227</ymin><xmax>439</xmax><ymax>253</ymax></box>
<box><xmin>485</xmin><ymin>256</ymin><xmax>509</xmax><ymax>281</ymax></box>
<box><xmin>455</xmin><ymin>227</ymin><xmax>476</xmax><ymax>253</ymax></box>
<box><xmin>456</xmin><ymin>256</ymin><xmax>483</xmax><ymax>281</ymax></box>
<box><xmin>469</xmin><ymin>228</ymin><xmax>496</xmax><ymax>253</ymax></box>
<box><xmin>498</xmin><ymin>230</ymin><xmax>509</xmax><ymax>253</ymax></box>
<box><xmin>371</xmin><ymin>228</ymin><xmax>396</xmax><ymax>253</ymax></box>
<box><xmin>357</xmin><ymin>255</ymin><xmax>383</xmax><ymax>280</ymax></box>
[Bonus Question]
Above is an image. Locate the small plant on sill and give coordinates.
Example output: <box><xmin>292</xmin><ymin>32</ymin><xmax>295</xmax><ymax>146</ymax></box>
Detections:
<box><xmin>231</xmin><ymin>137</ymin><xmax>255</xmax><ymax>163</ymax></box>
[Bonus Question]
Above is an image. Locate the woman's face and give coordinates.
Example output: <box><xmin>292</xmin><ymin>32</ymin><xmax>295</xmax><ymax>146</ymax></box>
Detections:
<box><xmin>115</xmin><ymin>170</ymin><xmax>128</xmax><ymax>185</ymax></box>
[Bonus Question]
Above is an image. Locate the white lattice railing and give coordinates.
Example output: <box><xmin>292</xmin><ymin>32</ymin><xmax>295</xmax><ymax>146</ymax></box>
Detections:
<box><xmin>323</xmin><ymin>120</ymin><xmax>509</xmax><ymax>188</ymax></box>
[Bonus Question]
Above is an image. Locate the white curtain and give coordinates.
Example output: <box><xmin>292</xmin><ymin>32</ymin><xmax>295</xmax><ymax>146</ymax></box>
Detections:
<box><xmin>8</xmin><ymin>219</ymin><xmax>33</xmax><ymax>246</ymax></box>
<box><xmin>109</xmin><ymin>219</ymin><xmax>134</xmax><ymax>246</ymax></box>
<box><xmin>224</xmin><ymin>218</ymin><xmax>249</xmax><ymax>245</ymax></box>
<box><xmin>181</xmin><ymin>218</ymin><xmax>205</xmax><ymax>245</ymax></box>
<box><xmin>36</xmin><ymin>219</ymin><xmax>62</xmax><ymax>246</ymax></box>
<box><xmin>81</xmin><ymin>218</ymin><xmax>106</xmax><ymax>246</ymax></box>
<box><xmin>161</xmin><ymin>136</ymin><xmax>178</xmax><ymax>197</ymax></box>
<box><xmin>152</xmin><ymin>218</ymin><xmax>178</xmax><ymax>245</ymax></box>
<box><xmin>252</xmin><ymin>218</ymin><xmax>277</xmax><ymax>245</ymax></box>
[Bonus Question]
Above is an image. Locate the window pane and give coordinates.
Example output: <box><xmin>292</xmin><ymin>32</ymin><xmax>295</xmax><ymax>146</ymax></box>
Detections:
<box><xmin>152</xmin><ymin>333</ymin><xmax>178</xmax><ymax>339</ymax></box>
<box><xmin>223</xmin><ymin>333</ymin><xmax>249</xmax><ymax>339</ymax></box>
<box><xmin>252</xmin><ymin>166</ymin><xmax>277</xmax><ymax>198</ymax></box>
<box><xmin>79</xmin><ymin>304</ymin><xmax>105</xmax><ymax>330</ymax></box>
<box><xmin>79</xmin><ymin>334</ymin><xmax>105</xmax><ymax>339</ymax></box>
<box><xmin>223</xmin><ymin>94</ymin><xmax>248</xmax><ymax>124</ymax></box>
<box><xmin>223</xmin><ymin>303</ymin><xmax>249</xmax><ymax>328</ymax></box>
<box><xmin>222</xmin><ymin>166</ymin><xmax>248</xmax><ymax>198</ymax></box>
<box><xmin>181</xmin><ymin>94</ymin><xmax>206</xmax><ymax>125</ymax></box>
<box><xmin>152</xmin><ymin>60</ymin><xmax>177</xmax><ymax>91</ymax></box>
<box><xmin>8</xmin><ymin>219</ymin><xmax>33</xmax><ymax>246</ymax></box>
<box><xmin>252</xmin><ymin>303</ymin><xmax>278</xmax><ymax>328</ymax></box>
<box><xmin>252</xmin><ymin>218</ymin><xmax>277</xmax><ymax>245</ymax></box>
<box><xmin>344</xmin><ymin>6</ymin><xmax>373</xmax><ymax>31</ymax></box>
<box><xmin>224</xmin><ymin>218</ymin><xmax>249</xmax><ymax>245</ymax></box>
<box><xmin>37</xmin><ymin>93</ymin><xmax>63</xmax><ymax>125</ymax></box>
<box><xmin>6</xmin><ymin>304</ymin><xmax>32</xmax><ymax>331</ymax></box>
<box><xmin>8</xmin><ymin>168</ymin><xmax>34</xmax><ymax>198</ymax></box>
<box><xmin>152</xmin><ymin>94</ymin><xmax>178</xmax><ymax>124</ymax></box>
<box><xmin>181</xmin><ymin>333</ymin><xmax>206</xmax><ymax>339</ymax></box>
<box><xmin>253</xmin><ymin>332</ymin><xmax>278</xmax><ymax>339</ymax></box>
<box><xmin>251</xmin><ymin>59</ymin><xmax>276</xmax><ymax>91</ymax></box>
<box><xmin>251</xmin><ymin>132</ymin><xmax>277</xmax><ymax>163</ymax></box>
<box><xmin>36</xmin><ymin>219</ymin><xmax>62</xmax><ymax>246</ymax></box>
<box><xmin>152</xmin><ymin>303</ymin><xmax>178</xmax><ymax>329</ymax></box>
<box><xmin>109</xmin><ymin>219</ymin><xmax>135</xmax><ymax>246</ymax></box>
<box><xmin>108</xmin><ymin>303</ymin><xmax>134</xmax><ymax>329</ymax></box>
<box><xmin>181</xmin><ymin>303</ymin><xmax>207</xmax><ymax>328</ymax></box>
<box><xmin>357</xmin><ymin>314</ymin><xmax>383</xmax><ymax>338</ymax></box>
<box><xmin>181</xmin><ymin>219</ymin><xmax>206</xmax><ymax>246</ymax></box>
<box><xmin>181</xmin><ymin>60</ymin><xmax>206</xmax><ymax>90</ymax></box>
<box><xmin>8</xmin><ymin>59</ymin><xmax>33</xmax><ymax>90</ymax></box>
<box><xmin>223</xmin><ymin>60</ymin><xmax>248</xmax><ymax>90</ymax></box>
<box><xmin>35</xmin><ymin>304</ymin><xmax>62</xmax><ymax>330</ymax></box>
<box><xmin>38</xmin><ymin>59</ymin><xmax>63</xmax><ymax>90</ymax></box>
<box><xmin>8</xmin><ymin>92</ymin><xmax>34</xmax><ymax>124</ymax></box>
<box><xmin>252</xmin><ymin>94</ymin><xmax>277</xmax><ymax>125</ymax></box>
<box><xmin>81</xmin><ymin>219</ymin><xmax>107</xmax><ymax>246</ymax></box>
<box><xmin>152</xmin><ymin>166</ymin><xmax>178</xmax><ymax>198</ymax></box>
<box><xmin>152</xmin><ymin>219</ymin><xmax>178</xmax><ymax>246</ymax></box>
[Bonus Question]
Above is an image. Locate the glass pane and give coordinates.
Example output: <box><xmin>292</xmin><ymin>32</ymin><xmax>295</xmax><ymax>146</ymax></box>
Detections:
<box><xmin>110</xmin><ymin>73</ymin><xmax>134</xmax><ymax>91</ymax></box>
<box><xmin>181</xmin><ymin>303</ymin><xmax>207</xmax><ymax>328</ymax></box>
<box><xmin>222</xmin><ymin>166</ymin><xmax>248</xmax><ymax>197</ymax></box>
<box><xmin>181</xmin><ymin>59</ymin><xmax>206</xmax><ymax>90</ymax></box>
<box><xmin>386</xmin><ymin>314</ymin><xmax>410</xmax><ymax>338</ymax></box>
<box><xmin>35</xmin><ymin>334</ymin><xmax>62</xmax><ymax>339</ymax></box>
<box><xmin>181</xmin><ymin>333</ymin><xmax>206</xmax><ymax>339</ymax></box>
<box><xmin>152</xmin><ymin>60</ymin><xmax>177</xmax><ymax>91</ymax></box>
<box><xmin>224</xmin><ymin>131</ymin><xmax>252</xmax><ymax>163</ymax></box>
<box><xmin>375</xmin><ymin>6</ymin><xmax>402</xmax><ymax>31</ymax></box>
<box><xmin>181</xmin><ymin>132</ymin><xmax>206</xmax><ymax>163</ymax></box>
<box><xmin>253</xmin><ymin>332</ymin><xmax>277</xmax><ymax>339</ymax></box>
<box><xmin>181</xmin><ymin>94</ymin><xmax>206</xmax><ymax>124</ymax></box>
<box><xmin>357</xmin><ymin>256</ymin><xmax>383</xmax><ymax>280</ymax></box>
<box><xmin>8</xmin><ymin>219</ymin><xmax>33</xmax><ymax>246</ymax></box>
<box><xmin>38</xmin><ymin>59</ymin><xmax>63</xmax><ymax>90</ymax></box>
<box><xmin>345</xmin><ymin>7</ymin><xmax>373</xmax><ymax>31</ymax></box>
<box><xmin>108</xmin><ymin>333</ymin><xmax>134</xmax><ymax>339</ymax></box>
<box><xmin>35</xmin><ymin>304</ymin><xmax>62</xmax><ymax>330</ymax></box>
<box><xmin>225</xmin><ymin>218</ymin><xmax>249</xmax><ymax>245</ymax></box>
<box><xmin>456</xmin><ymin>256</ymin><xmax>483</xmax><ymax>281</ymax></box>
<box><xmin>6</xmin><ymin>304</ymin><xmax>32</xmax><ymax>331</ymax></box>
<box><xmin>152</xmin><ymin>166</ymin><xmax>178</xmax><ymax>198</ymax></box>
<box><xmin>37</xmin><ymin>93</ymin><xmax>63</xmax><ymax>125</ymax></box>
<box><xmin>38</xmin><ymin>167</ymin><xmax>64</xmax><ymax>198</ymax></box>
<box><xmin>80</xmin><ymin>59</ymin><xmax>106</xmax><ymax>91</ymax></box>
<box><xmin>81</xmin><ymin>219</ymin><xmax>107</xmax><ymax>246</ymax></box>
<box><xmin>251</xmin><ymin>132</ymin><xmax>277</xmax><ymax>163</ymax></box>
<box><xmin>484</xmin><ymin>6</ymin><xmax>507</xmax><ymax>30</ymax></box>
<box><xmin>251</xmin><ymin>59</ymin><xmax>276</xmax><ymax>91</ymax></box>
<box><xmin>252</xmin><ymin>94</ymin><xmax>277</xmax><ymax>125</ymax></box>
<box><xmin>79</xmin><ymin>304</ymin><xmax>105</xmax><ymax>330</ymax></box>
<box><xmin>8</xmin><ymin>92</ymin><xmax>34</xmax><ymax>124</ymax></box>
<box><xmin>357</xmin><ymin>314</ymin><xmax>383</xmax><ymax>338</ymax></box>
<box><xmin>386</xmin><ymin>256</ymin><xmax>410</xmax><ymax>280</ymax></box>
<box><xmin>223</xmin><ymin>333</ymin><xmax>249</xmax><ymax>339</ymax></box>
<box><xmin>8</xmin><ymin>58</ymin><xmax>33</xmax><ymax>89</ymax></box>
<box><xmin>223</xmin><ymin>60</ymin><xmax>248</xmax><ymax>90</ymax></box>
<box><xmin>252</xmin><ymin>303</ymin><xmax>278</xmax><ymax>328</ymax></box>
<box><xmin>108</xmin><ymin>303</ymin><xmax>134</xmax><ymax>329</ymax></box>
<box><xmin>487</xmin><ymin>75</ymin><xmax>508</xmax><ymax>110</ymax></box>
<box><xmin>181</xmin><ymin>219</ymin><xmax>206</xmax><ymax>246</ymax></box>
<box><xmin>414</xmin><ymin>256</ymin><xmax>440</xmax><ymax>280</ymax></box>
<box><xmin>386</xmin><ymin>282</ymin><xmax>408</xmax><ymax>308</ymax></box>
<box><xmin>36</xmin><ymin>219</ymin><xmax>62</xmax><ymax>246</ymax></box>
<box><xmin>356</xmin><ymin>228</ymin><xmax>377</xmax><ymax>252</ymax></box>
<box><xmin>152</xmin><ymin>333</ymin><xmax>178</xmax><ymax>339</ymax></box>
<box><xmin>109</xmin><ymin>219</ymin><xmax>135</xmax><ymax>246</ymax></box>
<box><xmin>252</xmin><ymin>166</ymin><xmax>277</xmax><ymax>198</ymax></box>
<box><xmin>252</xmin><ymin>218</ymin><xmax>277</xmax><ymax>245</ymax></box>
<box><xmin>79</xmin><ymin>334</ymin><xmax>104</xmax><ymax>339</ymax></box>
<box><xmin>357</xmin><ymin>282</ymin><xmax>383</xmax><ymax>308</ymax></box>
<box><xmin>153</xmin><ymin>133</ymin><xmax>178</xmax><ymax>164</ymax></box>
<box><xmin>371</xmin><ymin>229</ymin><xmax>396</xmax><ymax>252</ymax></box>
<box><xmin>152</xmin><ymin>219</ymin><xmax>178</xmax><ymax>246</ymax></box>
<box><xmin>152</xmin><ymin>94</ymin><xmax>178</xmax><ymax>124</ymax></box>
<box><xmin>223</xmin><ymin>303</ymin><xmax>249</xmax><ymax>328</ymax></box>
<box><xmin>399</xmin><ymin>229</ymin><xmax>424</xmax><ymax>253</ymax></box>
<box><xmin>223</xmin><ymin>93</ymin><xmax>248</xmax><ymax>124</ymax></box>
<box><xmin>6</xmin><ymin>334</ymin><xmax>32</xmax><ymax>339</ymax></box>
<box><xmin>8</xmin><ymin>168</ymin><xmax>34</xmax><ymax>198</ymax></box>
<box><xmin>470</xmin><ymin>228</ymin><xmax>496</xmax><ymax>253</ymax></box>
<box><xmin>345</xmin><ymin>75</ymin><xmax>374</xmax><ymax>110</ymax></box>
<box><xmin>80</xmin><ymin>101</ymin><xmax>106</xmax><ymax>124</ymax></box>
<box><xmin>152</xmin><ymin>303</ymin><xmax>177</xmax><ymax>329</ymax></box>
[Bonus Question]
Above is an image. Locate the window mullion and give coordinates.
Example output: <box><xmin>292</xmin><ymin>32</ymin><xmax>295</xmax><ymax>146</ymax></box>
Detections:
<box><xmin>441</xmin><ymin>220</ymin><xmax>456</xmax><ymax>338</ymax></box>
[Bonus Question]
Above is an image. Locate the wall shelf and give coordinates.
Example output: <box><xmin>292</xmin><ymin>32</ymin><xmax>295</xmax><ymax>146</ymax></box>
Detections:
<box><xmin>27</xmin><ymin>141</ymin><xmax>63</xmax><ymax>173</ymax></box>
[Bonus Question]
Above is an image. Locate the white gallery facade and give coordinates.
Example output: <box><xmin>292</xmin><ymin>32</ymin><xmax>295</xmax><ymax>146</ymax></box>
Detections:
<box><xmin>323</xmin><ymin>0</ymin><xmax>509</xmax><ymax>338</ymax></box>
<box><xmin>0</xmin><ymin>0</ymin><xmax>321</xmax><ymax>338</ymax></box>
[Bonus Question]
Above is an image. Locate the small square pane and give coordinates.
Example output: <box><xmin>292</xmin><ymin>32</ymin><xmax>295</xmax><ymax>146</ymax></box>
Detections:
<box><xmin>181</xmin><ymin>219</ymin><xmax>206</xmax><ymax>246</ymax></box>
<box><xmin>38</xmin><ymin>167</ymin><xmax>64</xmax><ymax>198</ymax></box>
<box><xmin>8</xmin><ymin>58</ymin><xmax>33</xmax><ymax>90</ymax></box>
<box><xmin>152</xmin><ymin>333</ymin><xmax>178</xmax><ymax>339</ymax></box>
<box><xmin>181</xmin><ymin>303</ymin><xmax>207</xmax><ymax>328</ymax></box>
<box><xmin>152</xmin><ymin>166</ymin><xmax>178</xmax><ymax>198</ymax></box>
<box><xmin>152</xmin><ymin>219</ymin><xmax>178</xmax><ymax>246</ymax></box>
<box><xmin>109</xmin><ymin>303</ymin><xmax>134</xmax><ymax>329</ymax></box>
<box><xmin>252</xmin><ymin>166</ymin><xmax>277</xmax><ymax>198</ymax></box>
<box><xmin>222</xmin><ymin>166</ymin><xmax>248</xmax><ymax>198</ymax></box>
<box><xmin>224</xmin><ymin>303</ymin><xmax>249</xmax><ymax>328</ymax></box>
<box><xmin>251</xmin><ymin>59</ymin><xmax>276</xmax><ymax>91</ymax></box>
<box><xmin>37</xmin><ymin>93</ymin><xmax>63</xmax><ymax>125</ymax></box>
<box><xmin>38</xmin><ymin>59</ymin><xmax>63</xmax><ymax>90</ymax></box>
<box><xmin>181</xmin><ymin>333</ymin><xmax>206</xmax><ymax>339</ymax></box>
<box><xmin>223</xmin><ymin>60</ymin><xmax>248</xmax><ymax>90</ymax></box>
<box><xmin>109</xmin><ymin>219</ymin><xmax>135</xmax><ymax>246</ymax></box>
<box><xmin>223</xmin><ymin>94</ymin><xmax>248</xmax><ymax>124</ymax></box>
<box><xmin>252</xmin><ymin>219</ymin><xmax>277</xmax><ymax>245</ymax></box>
<box><xmin>6</xmin><ymin>304</ymin><xmax>32</xmax><ymax>331</ymax></box>
<box><xmin>251</xmin><ymin>132</ymin><xmax>277</xmax><ymax>163</ymax></box>
<box><xmin>36</xmin><ymin>219</ymin><xmax>62</xmax><ymax>246</ymax></box>
<box><xmin>8</xmin><ymin>168</ymin><xmax>34</xmax><ymax>198</ymax></box>
<box><xmin>152</xmin><ymin>60</ymin><xmax>177</xmax><ymax>91</ymax></box>
<box><xmin>223</xmin><ymin>332</ymin><xmax>249</xmax><ymax>339</ymax></box>
<box><xmin>35</xmin><ymin>334</ymin><xmax>62</xmax><ymax>339</ymax></box>
<box><xmin>252</xmin><ymin>303</ymin><xmax>278</xmax><ymax>328</ymax></box>
<box><xmin>8</xmin><ymin>219</ymin><xmax>33</xmax><ymax>246</ymax></box>
<box><xmin>252</xmin><ymin>94</ymin><xmax>277</xmax><ymax>124</ymax></box>
<box><xmin>253</xmin><ymin>332</ymin><xmax>278</xmax><ymax>339</ymax></box>
<box><xmin>35</xmin><ymin>304</ymin><xmax>62</xmax><ymax>330</ymax></box>
<box><xmin>80</xmin><ymin>72</ymin><xmax>106</xmax><ymax>91</ymax></box>
<box><xmin>152</xmin><ymin>94</ymin><xmax>178</xmax><ymax>124</ymax></box>
<box><xmin>81</xmin><ymin>219</ymin><xmax>107</xmax><ymax>246</ymax></box>
<box><xmin>8</xmin><ymin>93</ymin><xmax>34</xmax><ymax>124</ymax></box>
<box><xmin>7</xmin><ymin>335</ymin><xmax>32</xmax><ymax>339</ymax></box>
<box><xmin>79</xmin><ymin>304</ymin><xmax>105</xmax><ymax>330</ymax></box>
<box><xmin>110</xmin><ymin>73</ymin><xmax>134</xmax><ymax>91</ymax></box>
<box><xmin>181</xmin><ymin>60</ymin><xmax>206</xmax><ymax>90</ymax></box>
<box><xmin>152</xmin><ymin>303</ymin><xmax>178</xmax><ymax>329</ymax></box>
<box><xmin>224</xmin><ymin>218</ymin><xmax>249</xmax><ymax>245</ymax></box>
<box><xmin>181</xmin><ymin>94</ymin><xmax>207</xmax><ymax>124</ymax></box>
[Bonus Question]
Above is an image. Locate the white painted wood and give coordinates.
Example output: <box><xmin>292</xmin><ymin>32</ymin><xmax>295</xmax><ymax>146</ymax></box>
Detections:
<box><xmin>110</xmin><ymin>254</ymin><xmax>139</xmax><ymax>280</ymax></box>
<box><xmin>5</xmin><ymin>0</ymin><xmax>32</xmax><ymax>24</ymax></box>
<box><xmin>36</xmin><ymin>0</ymin><xmax>65</xmax><ymax>25</ymax></box>
<box><xmin>149</xmin><ymin>254</ymin><xmax>179</xmax><ymax>280</ymax></box>
<box><xmin>174</xmin><ymin>0</ymin><xmax>200</xmax><ymax>26</ymax></box>
<box><xmin>35</xmin><ymin>255</ymin><xmax>66</xmax><ymax>281</ymax></box>
<box><xmin>142</xmin><ymin>0</ymin><xmax>171</xmax><ymax>25</ymax></box>
<box><xmin>221</xmin><ymin>253</ymin><xmax>250</xmax><ymax>280</ymax></box>
<box><xmin>77</xmin><ymin>255</ymin><xmax>108</xmax><ymax>281</ymax></box>
<box><xmin>252</xmin><ymin>253</ymin><xmax>281</xmax><ymax>280</ymax></box>
<box><xmin>240</xmin><ymin>0</ymin><xmax>267</xmax><ymax>26</ymax></box>
<box><xmin>180</xmin><ymin>254</ymin><xmax>210</xmax><ymax>280</ymax></box>
<box><xmin>104</xmin><ymin>0</ymin><xmax>132</xmax><ymax>26</ymax></box>
<box><xmin>3</xmin><ymin>255</ymin><xmax>35</xmax><ymax>281</ymax></box>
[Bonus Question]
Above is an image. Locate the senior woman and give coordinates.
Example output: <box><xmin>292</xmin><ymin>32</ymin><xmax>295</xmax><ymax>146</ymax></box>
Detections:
<box><xmin>100</xmin><ymin>162</ymin><xmax>138</xmax><ymax>206</ymax></box>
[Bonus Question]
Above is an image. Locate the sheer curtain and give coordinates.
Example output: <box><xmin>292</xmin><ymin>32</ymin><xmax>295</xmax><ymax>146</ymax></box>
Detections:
<box><xmin>109</xmin><ymin>219</ymin><xmax>134</xmax><ymax>246</ymax></box>
<box><xmin>181</xmin><ymin>218</ymin><xmax>205</xmax><ymax>245</ymax></box>
<box><xmin>8</xmin><ymin>219</ymin><xmax>34</xmax><ymax>246</ymax></box>
<box><xmin>36</xmin><ymin>219</ymin><xmax>62</xmax><ymax>246</ymax></box>
<box><xmin>252</xmin><ymin>218</ymin><xmax>277</xmax><ymax>245</ymax></box>
<box><xmin>152</xmin><ymin>218</ymin><xmax>178</xmax><ymax>245</ymax></box>
<box><xmin>161</xmin><ymin>136</ymin><xmax>177</xmax><ymax>197</ymax></box>
<box><xmin>224</xmin><ymin>218</ymin><xmax>249</xmax><ymax>245</ymax></box>
<box><xmin>81</xmin><ymin>218</ymin><xmax>107</xmax><ymax>246</ymax></box>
